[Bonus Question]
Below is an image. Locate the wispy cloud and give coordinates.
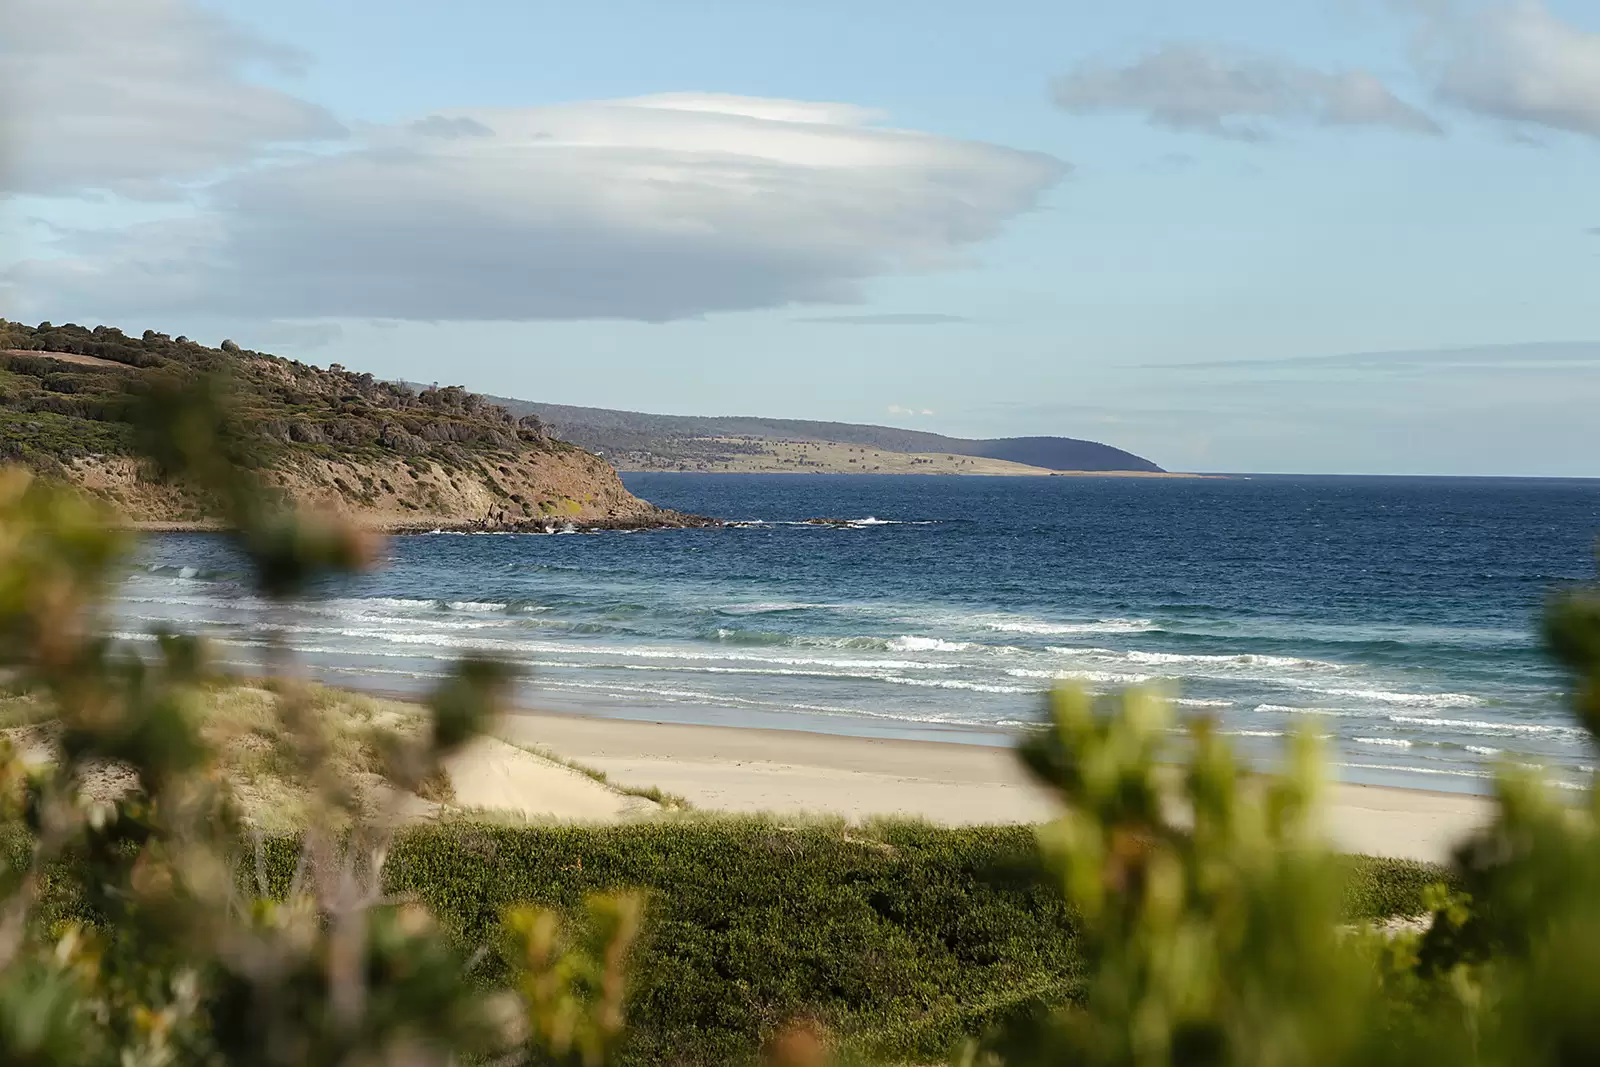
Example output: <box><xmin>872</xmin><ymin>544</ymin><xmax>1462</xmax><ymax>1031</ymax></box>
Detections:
<box><xmin>1053</xmin><ymin>43</ymin><xmax>1440</xmax><ymax>141</ymax></box>
<box><xmin>1413</xmin><ymin>0</ymin><xmax>1600</xmax><ymax>140</ymax></box>
<box><xmin>887</xmin><ymin>404</ymin><xmax>937</xmax><ymax>416</ymax></box>
<box><xmin>1</xmin><ymin>0</ymin><xmax>344</xmax><ymax>198</ymax></box>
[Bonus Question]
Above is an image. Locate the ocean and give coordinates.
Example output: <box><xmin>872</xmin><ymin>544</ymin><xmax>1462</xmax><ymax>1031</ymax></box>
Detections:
<box><xmin>117</xmin><ymin>473</ymin><xmax>1600</xmax><ymax>794</ymax></box>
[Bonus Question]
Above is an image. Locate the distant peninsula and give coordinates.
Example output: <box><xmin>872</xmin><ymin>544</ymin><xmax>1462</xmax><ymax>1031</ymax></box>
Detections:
<box><xmin>0</xmin><ymin>317</ymin><xmax>1180</xmax><ymax>535</ymax></box>
<box><xmin>484</xmin><ymin>400</ymin><xmax>1172</xmax><ymax>476</ymax></box>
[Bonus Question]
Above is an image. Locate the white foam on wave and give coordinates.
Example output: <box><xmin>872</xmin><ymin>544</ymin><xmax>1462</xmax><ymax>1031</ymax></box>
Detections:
<box><xmin>533</xmin><ymin>677</ymin><xmax>993</xmax><ymax>728</ymax></box>
<box><xmin>1352</xmin><ymin>737</ymin><xmax>1413</xmax><ymax>748</ymax></box>
<box><xmin>1289</xmin><ymin>686</ymin><xmax>1484</xmax><ymax>709</ymax></box>
<box><xmin>1175</xmin><ymin>698</ymin><xmax>1234</xmax><ymax>708</ymax></box>
<box><xmin>1465</xmin><ymin>745</ymin><xmax>1502</xmax><ymax>756</ymax></box>
<box><xmin>118</xmin><ymin>595</ymin><xmax>221</xmax><ymax>607</ymax></box>
<box><xmin>718</xmin><ymin>602</ymin><xmax>834</xmax><ymax>615</ymax></box>
<box><xmin>888</xmin><ymin>635</ymin><xmax>973</xmax><ymax>653</ymax></box>
<box><xmin>270</xmin><ymin>638</ymin><xmax>1016</xmax><ymax>697</ymax></box>
<box><xmin>872</xmin><ymin>675</ymin><xmax>1034</xmax><ymax>695</ymax></box>
<box><xmin>617</xmin><ymin>645</ymin><xmax>964</xmax><ymax>672</ymax></box>
<box><xmin>337</xmin><ymin>614</ymin><xmax>511</xmax><ymax>632</ymax></box>
<box><xmin>1226</xmin><ymin>729</ymin><xmax>1285</xmax><ymax>738</ymax></box>
<box><xmin>1253</xmin><ymin>704</ymin><xmax>1360</xmax><ymax>717</ymax></box>
<box><xmin>140</xmin><ymin>563</ymin><xmax>210</xmax><ymax>581</ymax></box>
<box><xmin>1334</xmin><ymin>761</ymin><xmax>1493</xmax><ymax>781</ymax></box>
<box><xmin>305</xmin><ymin>629</ymin><xmax>1005</xmax><ymax>682</ymax></box>
<box><xmin>764</xmin><ymin>517</ymin><xmax>939</xmax><ymax>528</ymax></box>
<box><xmin>1006</xmin><ymin>667</ymin><xmax>1155</xmax><ymax>685</ymax></box>
<box><xmin>1388</xmin><ymin>714</ymin><xmax>1587</xmax><ymax>738</ymax></box>
<box><xmin>986</xmin><ymin>617</ymin><xmax>1157</xmax><ymax>636</ymax></box>
<box><xmin>595</xmin><ymin>662</ymin><xmax>946</xmax><ymax>685</ymax></box>
<box><xmin>1123</xmin><ymin>650</ymin><xmax>1342</xmax><ymax>671</ymax></box>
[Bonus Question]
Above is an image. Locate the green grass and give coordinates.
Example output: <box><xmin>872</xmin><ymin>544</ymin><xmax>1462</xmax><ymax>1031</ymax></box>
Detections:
<box><xmin>1340</xmin><ymin>854</ymin><xmax>1452</xmax><ymax>922</ymax></box>
<box><xmin>236</xmin><ymin>822</ymin><xmax>1446</xmax><ymax>1066</ymax></box>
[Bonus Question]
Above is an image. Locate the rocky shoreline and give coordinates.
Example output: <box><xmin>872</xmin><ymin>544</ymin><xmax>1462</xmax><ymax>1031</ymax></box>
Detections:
<box><xmin>382</xmin><ymin>508</ymin><xmax>725</xmax><ymax>535</ymax></box>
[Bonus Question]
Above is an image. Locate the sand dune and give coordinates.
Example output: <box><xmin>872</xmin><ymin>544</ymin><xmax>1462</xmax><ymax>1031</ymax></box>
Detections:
<box><xmin>441</xmin><ymin>736</ymin><xmax>660</xmax><ymax>821</ymax></box>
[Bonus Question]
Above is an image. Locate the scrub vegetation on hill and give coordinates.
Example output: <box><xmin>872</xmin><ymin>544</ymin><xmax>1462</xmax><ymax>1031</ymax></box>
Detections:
<box><xmin>0</xmin><ymin>320</ymin><xmax>665</xmax><ymax>526</ymax></box>
<box><xmin>0</xmin><ymin>320</ymin><xmax>551</xmax><ymax>468</ymax></box>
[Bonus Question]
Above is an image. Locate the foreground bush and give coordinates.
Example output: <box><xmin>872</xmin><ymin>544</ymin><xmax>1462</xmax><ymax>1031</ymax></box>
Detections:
<box><xmin>964</xmin><ymin>563</ymin><xmax>1600</xmax><ymax>1067</ymax></box>
<box><xmin>0</xmin><ymin>377</ymin><xmax>639</xmax><ymax>1067</ymax></box>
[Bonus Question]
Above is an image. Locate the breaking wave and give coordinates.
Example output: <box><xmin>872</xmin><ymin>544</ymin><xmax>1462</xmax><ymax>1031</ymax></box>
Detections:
<box><xmin>986</xmin><ymin>617</ymin><xmax>1157</xmax><ymax>635</ymax></box>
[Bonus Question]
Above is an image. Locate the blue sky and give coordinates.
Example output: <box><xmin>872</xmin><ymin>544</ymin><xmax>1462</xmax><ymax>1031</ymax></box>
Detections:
<box><xmin>3</xmin><ymin>0</ymin><xmax>1599</xmax><ymax>475</ymax></box>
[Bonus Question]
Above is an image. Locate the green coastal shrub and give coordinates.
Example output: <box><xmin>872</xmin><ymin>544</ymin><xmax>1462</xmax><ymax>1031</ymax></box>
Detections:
<box><xmin>967</xmin><ymin>558</ymin><xmax>1600</xmax><ymax>1067</ymax></box>
<box><xmin>0</xmin><ymin>378</ymin><xmax>632</xmax><ymax>1067</ymax></box>
<box><xmin>0</xmin><ymin>320</ymin><xmax>554</xmax><ymax>478</ymax></box>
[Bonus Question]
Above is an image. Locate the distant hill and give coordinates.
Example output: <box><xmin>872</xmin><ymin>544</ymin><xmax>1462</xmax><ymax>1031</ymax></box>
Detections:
<box><xmin>481</xmin><ymin>400</ymin><xmax>1165</xmax><ymax>474</ymax></box>
<box><xmin>0</xmin><ymin>321</ymin><xmax>668</xmax><ymax>528</ymax></box>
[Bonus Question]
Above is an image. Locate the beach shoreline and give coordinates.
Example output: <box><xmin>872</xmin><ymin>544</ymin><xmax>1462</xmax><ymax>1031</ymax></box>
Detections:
<box><xmin>490</xmin><ymin>705</ymin><xmax>1494</xmax><ymax>863</ymax></box>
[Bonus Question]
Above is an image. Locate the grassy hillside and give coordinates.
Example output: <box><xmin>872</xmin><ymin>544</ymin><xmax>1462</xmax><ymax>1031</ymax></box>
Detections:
<box><xmin>488</xmin><ymin>399</ymin><xmax>1166</xmax><ymax>474</ymax></box>
<box><xmin>0</xmin><ymin>321</ymin><xmax>667</xmax><ymax>527</ymax></box>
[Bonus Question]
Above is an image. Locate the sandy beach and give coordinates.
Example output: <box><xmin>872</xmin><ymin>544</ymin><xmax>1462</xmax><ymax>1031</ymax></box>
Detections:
<box><xmin>494</xmin><ymin>709</ymin><xmax>1495</xmax><ymax>864</ymax></box>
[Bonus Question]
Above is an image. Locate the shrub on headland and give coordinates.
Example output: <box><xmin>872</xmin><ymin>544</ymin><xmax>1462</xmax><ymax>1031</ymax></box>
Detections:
<box><xmin>0</xmin><ymin>319</ymin><xmax>553</xmax><ymax>470</ymax></box>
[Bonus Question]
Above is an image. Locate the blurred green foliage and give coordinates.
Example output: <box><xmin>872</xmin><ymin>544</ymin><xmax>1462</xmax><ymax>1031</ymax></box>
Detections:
<box><xmin>0</xmin><ymin>374</ymin><xmax>639</xmax><ymax>1066</ymax></box>
<box><xmin>967</xmin><ymin>555</ymin><xmax>1600</xmax><ymax>1067</ymax></box>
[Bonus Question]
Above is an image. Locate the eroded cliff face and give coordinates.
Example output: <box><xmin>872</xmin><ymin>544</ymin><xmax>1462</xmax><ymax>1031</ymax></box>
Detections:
<box><xmin>66</xmin><ymin>444</ymin><xmax>673</xmax><ymax>530</ymax></box>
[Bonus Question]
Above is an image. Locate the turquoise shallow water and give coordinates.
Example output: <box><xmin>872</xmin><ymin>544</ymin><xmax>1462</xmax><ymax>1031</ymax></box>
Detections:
<box><xmin>118</xmin><ymin>473</ymin><xmax>1600</xmax><ymax>793</ymax></box>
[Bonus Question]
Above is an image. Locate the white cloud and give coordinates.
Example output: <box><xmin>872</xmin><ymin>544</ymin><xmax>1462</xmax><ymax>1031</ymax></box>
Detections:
<box><xmin>12</xmin><ymin>94</ymin><xmax>1067</xmax><ymax>322</ymax></box>
<box><xmin>1414</xmin><ymin>1</ymin><xmax>1600</xmax><ymax>137</ymax></box>
<box><xmin>1054</xmin><ymin>44</ymin><xmax>1440</xmax><ymax>140</ymax></box>
<box><xmin>0</xmin><ymin>0</ymin><xmax>344</xmax><ymax>197</ymax></box>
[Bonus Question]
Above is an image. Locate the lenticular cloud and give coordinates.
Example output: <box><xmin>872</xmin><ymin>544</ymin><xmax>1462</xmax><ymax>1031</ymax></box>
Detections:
<box><xmin>13</xmin><ymin>93</ymin><xmax>1067</xmax><ymax>323</ymax></box>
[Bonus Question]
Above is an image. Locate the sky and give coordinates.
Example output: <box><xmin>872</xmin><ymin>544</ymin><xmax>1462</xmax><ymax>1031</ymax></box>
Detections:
<box><xmin>2</xmin><ymin>0</ymin><xmax>1598</xmax><ymax>476</ymax></box>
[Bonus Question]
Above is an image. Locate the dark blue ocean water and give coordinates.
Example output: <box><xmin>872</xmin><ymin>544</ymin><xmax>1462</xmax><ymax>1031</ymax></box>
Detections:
<box><xmin>119</xmin><ymin>474</ymin><xmax>1600</xmax><ymax>793</ymax></box>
